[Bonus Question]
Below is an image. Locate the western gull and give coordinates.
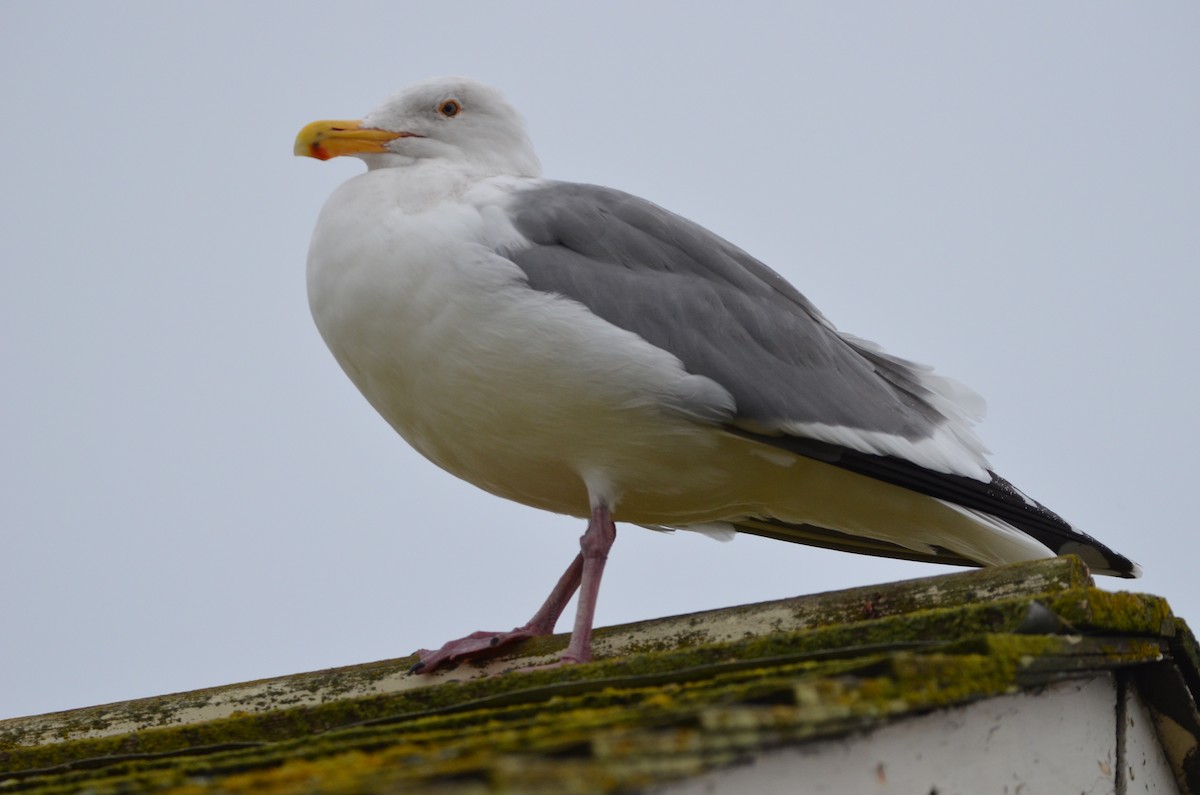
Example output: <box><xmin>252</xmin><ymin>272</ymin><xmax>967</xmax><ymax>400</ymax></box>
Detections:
<box><xmin>294</xmin><ymin>77</ymin><xmax>1139</xmax><ymax>672</ymax></box>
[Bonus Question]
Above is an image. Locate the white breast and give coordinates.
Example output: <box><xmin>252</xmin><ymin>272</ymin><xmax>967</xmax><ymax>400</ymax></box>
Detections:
<box><xmin>306</xmin><ymin>168</ymin><xmax>739</xmax><ymax>518</ymax></box>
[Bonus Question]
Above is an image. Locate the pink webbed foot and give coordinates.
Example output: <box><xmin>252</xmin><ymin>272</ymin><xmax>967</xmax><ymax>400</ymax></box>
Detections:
<box><xmin>411</xmin><ymin>627</ymin><xmax>541</xmax><ymax>673</ymax></box>
<box><xmin>410</xmin><ymin>503</ymin><xmax>617</xmax><ymax>675</ymax></box>
<box><xmin>410</xmin><ymin>552</ymin><xmax>587</xmax><ymax>674</ymax></box>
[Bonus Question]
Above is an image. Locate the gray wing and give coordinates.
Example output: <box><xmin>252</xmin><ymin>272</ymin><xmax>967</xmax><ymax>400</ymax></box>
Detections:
<box><xmin>505</xmin><ymin>181</ymin><xmax>945</xmax><ymax>441</ymax></box>
<box><xmin>501</xmin><ymin>182</ymin><xmax>1140</xmax><ymax>579</ymax></box>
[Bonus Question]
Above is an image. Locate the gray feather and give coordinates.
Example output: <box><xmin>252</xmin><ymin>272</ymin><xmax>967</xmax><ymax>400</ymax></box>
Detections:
<box><xmin>504</xmin><ymin>182</ymin><xmax>946</xmax><ymax>440</ymax></box>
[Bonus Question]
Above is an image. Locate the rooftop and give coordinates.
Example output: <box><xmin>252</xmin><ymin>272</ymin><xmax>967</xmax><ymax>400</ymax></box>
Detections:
<box><xmin>2</xmin><ymin>556</ymin><xmax>1197</xmax><ymax>793</ymax></box>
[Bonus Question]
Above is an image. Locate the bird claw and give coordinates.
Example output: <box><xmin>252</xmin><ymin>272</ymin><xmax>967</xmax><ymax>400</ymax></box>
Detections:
<box><xmin>411</xmin><ymin>628</ymin><xmax>538</xmax><ymax>674</ymax></box>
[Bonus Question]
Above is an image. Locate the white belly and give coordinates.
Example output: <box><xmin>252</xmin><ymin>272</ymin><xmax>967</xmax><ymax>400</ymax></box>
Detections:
<box><xmin>306</xmin><ymin>171</ymin><xmax>743</xmax><ymax>520</ymax></box>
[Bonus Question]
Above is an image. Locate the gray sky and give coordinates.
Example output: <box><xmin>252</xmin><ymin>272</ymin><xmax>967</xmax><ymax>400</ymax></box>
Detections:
<box><xmin>2</xmin><ymin>2</ymin><xmax>1197</xmax><ymax>720</ymax></box>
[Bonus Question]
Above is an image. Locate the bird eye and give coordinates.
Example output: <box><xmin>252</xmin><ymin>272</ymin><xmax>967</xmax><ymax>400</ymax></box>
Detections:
<box><xmin>438</xmin><ymin>99</ymin><xmax>461</xmax><ymax>118</ymax></box>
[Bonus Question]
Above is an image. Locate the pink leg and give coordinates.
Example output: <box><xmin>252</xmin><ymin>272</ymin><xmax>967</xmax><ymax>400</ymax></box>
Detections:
<box><xmin>413</xmin><ymin>504</ymin><xmax>618</xmax><ymax>673</ymax></box>
<box><xmin>412</xmin><ymin>551</ymin><xmax>584</xmax><ymax>673</ymax></box>
<box><xmin>560</xmin><ymin>503</ymin><xmax>617</xmax><ymax>664</ymax></box>
<box><xmin>525</xmin><ymin>553</ymin><xmax>585</xmax><ymax>634</ymax></box>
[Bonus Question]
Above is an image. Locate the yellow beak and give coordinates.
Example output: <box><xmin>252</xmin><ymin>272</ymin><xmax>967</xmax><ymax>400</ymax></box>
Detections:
<box><xmin>294</xmin><ymin>119</ymin><xmax>410</xmax><ymax>160</ymax></box>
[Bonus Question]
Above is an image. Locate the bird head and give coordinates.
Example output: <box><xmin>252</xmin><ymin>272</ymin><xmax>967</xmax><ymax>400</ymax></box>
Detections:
<box><xmin>295</xmin><ymin>77</ymin><xmax>541</xmax><ymax>178</ymax></box>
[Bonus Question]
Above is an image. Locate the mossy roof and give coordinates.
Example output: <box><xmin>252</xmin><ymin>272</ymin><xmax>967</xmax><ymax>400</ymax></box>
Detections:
<box><xmin>2</xmin><ymin>556</ymin><xmax>1198</xmax><ymax>794</ymax></box>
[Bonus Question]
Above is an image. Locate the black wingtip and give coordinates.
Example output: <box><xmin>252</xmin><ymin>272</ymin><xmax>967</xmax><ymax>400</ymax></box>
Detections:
<box><xmin>1055</xmin><ymin>540</ymin><xmax>1141</xmax><ymax>579</ymax></box>
<box><xmin>738</xmin><ymin>429</ymin><xmax>1141</xmax><ymax>579</ymax></box>
<box><xmin>1097</xmin><ymin>559</ymin><xmax>1143</xmax><ymax>580</ymax></box>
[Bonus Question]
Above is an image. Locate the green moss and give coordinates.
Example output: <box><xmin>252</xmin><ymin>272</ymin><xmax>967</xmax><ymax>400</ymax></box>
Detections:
<box><xmin>6</xmin><ymin>628</ymin><xmax>1161</xmax><ymax>794</ymax></box>
<box><xmin>0</xmin><ymin>586</ymin><xmax>1152</xmax><ymax>779</ymax></box>
<box><xmin>3</xmin><ymin>558</ymin><xmax>1185</xmax><ymax>795</ymax></box>
<box><xmin>1043</xmin><ymin>588</ymin><xmax>1174</xmax><ymax>635</ymax></box>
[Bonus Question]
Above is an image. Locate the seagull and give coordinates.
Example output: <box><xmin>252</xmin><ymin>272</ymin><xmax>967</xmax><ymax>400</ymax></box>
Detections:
<box><xmin>294</xmin><ymin>77</ymin><xmax>1139</xmax><ymax>672</ymax></box>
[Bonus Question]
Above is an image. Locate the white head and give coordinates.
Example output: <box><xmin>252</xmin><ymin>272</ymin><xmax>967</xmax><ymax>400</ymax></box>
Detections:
<box><xmin>295</xmin><ymin>77</ymin><xmax>542</xmax><ymax>178</ymax></box>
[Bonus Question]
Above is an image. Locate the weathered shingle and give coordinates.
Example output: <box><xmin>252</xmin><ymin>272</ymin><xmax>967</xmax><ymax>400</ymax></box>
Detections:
<box><xmin>1</xmin><ymin>556</ymin><xmax>1196</xmax><ymax>794</ymax></box>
